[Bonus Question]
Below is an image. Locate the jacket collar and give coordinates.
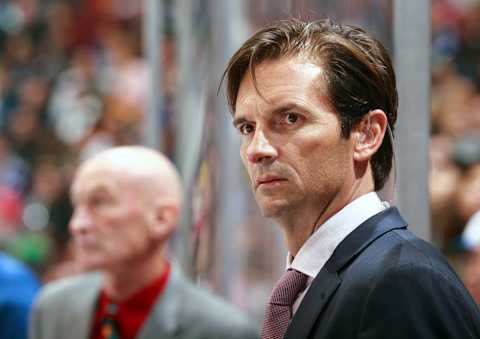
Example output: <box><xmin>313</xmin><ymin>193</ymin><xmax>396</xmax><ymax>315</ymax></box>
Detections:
<box><xmin>284</xmin><ymin>207</ymin><xmax>407</xmax><ymax>339</ymax></box>
<box><xmin>325</xmin><ymin>207</ymin><xmax>407</xmax><ymax>272</ymax></box>
<box><xmin>137</xmin><ymin>263</ymin><xmax>190</xmax><ymax>339</ymax></box>
<box><xmin>64</xmin><ymin>264</ymin><xmax>185</xmax><ymax>339</ymax></box>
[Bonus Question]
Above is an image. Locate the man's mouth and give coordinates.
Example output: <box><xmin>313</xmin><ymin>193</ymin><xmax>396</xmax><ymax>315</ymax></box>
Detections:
<box><xmin>256</xmin><ymin>175</ymin><xmax>287</xmax><ymax>189</ymax></box>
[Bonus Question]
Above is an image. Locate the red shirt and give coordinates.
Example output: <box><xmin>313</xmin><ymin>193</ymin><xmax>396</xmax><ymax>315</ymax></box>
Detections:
<box><xmin>90</xmin><ymin>263</ymin><xmax>171</xmax><ymax>339</ymax></box>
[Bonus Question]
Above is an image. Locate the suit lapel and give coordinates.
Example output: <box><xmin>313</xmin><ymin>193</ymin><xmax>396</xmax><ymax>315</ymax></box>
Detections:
<box><xmin>63</xmin><ymin>273</ymin><xmax>102</xmax><ymax>339</ymax></box>
<box><xmin>284</xmin><ymin>269</ymin><xmax>340</xmax><ymax>339</ymax></box>
<box><xmin>285</xmin><ymin>207</ymin><xmax>407</xmax><ymax>339</ymax></box>
<box><xmin>137</xmin><ymin>264</ymin><xmax>184</xmax><ymax>339</ymax></box>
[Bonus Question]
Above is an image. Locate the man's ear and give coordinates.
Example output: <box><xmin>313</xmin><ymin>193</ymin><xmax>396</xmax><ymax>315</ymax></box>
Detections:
<box><xmin>149</xmin><ymin>201</ymin><xmax>179</xmax><ymax>241</ymax></box>
<box><xmin>352</xmin><ymin>109</ymin><xmax>388</xmax><ymax>162</ymax></box>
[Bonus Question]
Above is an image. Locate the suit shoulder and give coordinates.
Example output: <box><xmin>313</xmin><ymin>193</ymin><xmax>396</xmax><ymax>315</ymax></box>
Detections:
<box><xmin>362</xmin><ymin>228</ymin><xmax>457</xmax><ymax>279</ymax></box>
<box><xmin>30</xmin><ymin>273</ymin><xmax>101</xmax><ymax>339</ymax></box>
<box><xmin>358</xmin><ymin>262</ymin><xmax>480</xmax><ymax>338</ymax></box>
<box><xmin>180</xmin><ymin>279</ymin><xmax>258</xmax><ymax>338</ymax></box>
<box><xmin>34</xmin><ymin>272</ymin><xmax>101</xmax><ymax>310</ymax></box>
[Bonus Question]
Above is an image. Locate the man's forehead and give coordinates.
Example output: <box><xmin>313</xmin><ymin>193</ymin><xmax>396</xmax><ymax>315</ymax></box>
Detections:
<box><xmin>70</xmin><ymin>147</ymin><xmax>181</xmax><ymax>203</ymax></box>
<box><xmin>234</xmin><ymin>58</ymin><xmax>326</xmax><ymax>117</ymax></box>
<box><xmin>76</xmin><ymin>160</ymin><xmax>117</xmax><ymax>182</ymax></box>
<box><xmin>71</xmin><ymin>165</ymin><xmax>121</xmax><ymax>197</ymax></box>
<box><xmin>240</xmin><ymin>57</ymin><xmax>323</xmax><ymax>91</ymax></box>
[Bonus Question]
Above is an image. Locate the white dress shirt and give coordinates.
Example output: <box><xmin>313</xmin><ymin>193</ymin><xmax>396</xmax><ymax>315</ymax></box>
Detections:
<box><xmin>287</xmin><ymin>192</ymin><xmax>389</xmax><ymax>314</ymax></box>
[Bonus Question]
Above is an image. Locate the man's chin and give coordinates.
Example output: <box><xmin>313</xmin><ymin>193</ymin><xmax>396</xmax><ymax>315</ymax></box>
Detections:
<box><xmin>77</xmin><ymin>257</ymin><xmax>108</xmax><ymax>272</ymax></box>
<box><xmin>257</xmin><ymin>199</ymin><xmax>288</xmax><ymax>218</ymax></box>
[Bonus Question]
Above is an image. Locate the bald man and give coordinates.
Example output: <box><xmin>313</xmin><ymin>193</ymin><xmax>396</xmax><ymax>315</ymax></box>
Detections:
<box><xmin>30</xmin><ymin>146</ymin><xmax>258</xmax><ymax>339</ymax></box>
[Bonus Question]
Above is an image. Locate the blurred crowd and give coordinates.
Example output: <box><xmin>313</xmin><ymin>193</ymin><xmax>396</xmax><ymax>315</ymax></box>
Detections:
<box><xmin>0</xmin><ymin>0</ymin><xmax>478</xmax><ymax>305</ymax></box>
<box><xmin>429</xmin><ymin>0</ymin><xmax>480</xmax><ymax>306</ymax></box>
<box><xmin>0</xmin><ymin>0</ymin><xmax>166</xmax><ymax>282</ymax></box>
<box><xmin>430</xmin><ymin>0</ymin><xmax>480</xmax><ymax>251</ymax></box>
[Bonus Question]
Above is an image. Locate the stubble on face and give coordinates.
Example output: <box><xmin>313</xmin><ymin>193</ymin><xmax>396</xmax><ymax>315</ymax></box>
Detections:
<box><xmin>236</xmin><ymin>57</ymin><xmax>354</xmax><ymax>228</ymax></box>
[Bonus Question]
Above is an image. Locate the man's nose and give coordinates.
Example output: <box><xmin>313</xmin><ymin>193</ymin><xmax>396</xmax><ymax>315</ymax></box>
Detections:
<box><xmin>69</xmin><ymin>208</ymin><xmax>92</xmax><ymax>234</ymax></box>
<box><xmin>246</xmin><ymin>129</ymin><xmax>278</xmax><ymax>164</ymax></box>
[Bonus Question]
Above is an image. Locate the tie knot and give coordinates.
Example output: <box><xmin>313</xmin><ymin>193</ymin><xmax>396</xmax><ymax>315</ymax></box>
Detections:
<box><xmin>269</xmin><ymin>269</ymin><xmax>308</xmax><ymax>306</ymax></box>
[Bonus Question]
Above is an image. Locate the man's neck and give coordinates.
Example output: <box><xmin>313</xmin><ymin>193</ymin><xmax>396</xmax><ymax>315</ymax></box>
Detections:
<box><xmin>278</xmin><ymin>180</ymin><xmax>374</xmax><ymax>257</ymax></box>
<box><xmin>278</xmin><ymin>200</ymin><xmax>341</xmax><ymax>257</ymax></box>
<box><xmin>103</xmin><ymin>254</ymin><xmax>167</xmax><ymax>302</ymax></box>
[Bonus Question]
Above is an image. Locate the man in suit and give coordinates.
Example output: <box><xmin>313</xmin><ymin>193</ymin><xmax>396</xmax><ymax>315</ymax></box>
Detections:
<box><xmin>30</xmin><ymin>146</ymin><xmax>258</xmax><ymax>339</ymax></box>
<box><xmin>222</xmin><ymin>19</ymin><xmax>480</xmax><ymax>338</ymax></box>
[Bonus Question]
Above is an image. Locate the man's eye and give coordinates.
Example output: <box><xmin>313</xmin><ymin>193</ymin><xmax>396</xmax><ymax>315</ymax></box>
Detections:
<box><xmin>89</xmin><ymin>195</ymin><xmax>109</xmax><ymax>208</ymax></box>
<box><xmin>90</xmin><ymin>197</ymin><xmax>104</xmax><ymax>207</ymax></box>
<box><xmin>239</xmin><ymin>124</ymin><xmax>254</xmax><ymax>135</ymax></box>
<box><xmin>285</xmin><ymin>113</ymin><xmax>299</xmax><ymax>124</ymax></box>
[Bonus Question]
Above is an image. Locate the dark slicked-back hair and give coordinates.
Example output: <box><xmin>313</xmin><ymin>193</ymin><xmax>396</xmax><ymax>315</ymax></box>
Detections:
<box><xmin>222</xmin><ymin>19</ymin><xmax>398</xmax><ymax>191</ymax></box>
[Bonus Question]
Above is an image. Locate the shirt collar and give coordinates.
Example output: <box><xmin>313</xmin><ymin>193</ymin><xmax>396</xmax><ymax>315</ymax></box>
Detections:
<box><xmin>100</xmin><ymin>261</ymin><xmax>171</xmax><ymax>310</ymax></box>
<box><xmin>287</xmin><ymin>192</ymin><xmax>387</xmax><ymax>278</ymax></box>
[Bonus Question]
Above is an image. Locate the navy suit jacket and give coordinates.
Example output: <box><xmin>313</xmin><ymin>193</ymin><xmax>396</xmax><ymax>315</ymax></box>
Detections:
<box><xmin>285</xmin><ymin>207</ymin><xmax>480</xmax><ymax>339</ymax></box>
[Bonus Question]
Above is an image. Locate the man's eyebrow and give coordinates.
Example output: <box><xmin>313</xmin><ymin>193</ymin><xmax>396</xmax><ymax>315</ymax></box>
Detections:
<box><xmin>233</xmin><ymin>116</ymin><xmax>248</xmax><ymax>128</ymax></box>
<box><xmin>232</xmin><ymin>103</ymin><xmax>304</xmax><ymax>127</ymax></box>
<box><xmin>271</xmin><ymin>103</ymin><xmax>300</xmax><ymax>115</ymax></box>
<box><xmin>70</xmin><ymin>184</ymin><xmax>112</xmax><ymax>203</ymax></box>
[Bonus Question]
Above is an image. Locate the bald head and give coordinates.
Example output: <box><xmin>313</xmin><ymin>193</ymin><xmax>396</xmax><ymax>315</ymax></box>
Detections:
<box><xmin>69</xmin><ymin>146</ymin><xmax>182</xmax><ymax>274</ymax></box>
<box><xmin>75</xmin><ymin>146</ymin><xmax>182</xmax><ymax>205</ymax></box>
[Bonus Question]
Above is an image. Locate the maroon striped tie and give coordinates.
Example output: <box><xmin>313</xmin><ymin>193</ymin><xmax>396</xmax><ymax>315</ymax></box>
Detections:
<box><xmin>260</xmin><ymin>269</ymin><xmax>308</xmax><ymax>339</ymax></box>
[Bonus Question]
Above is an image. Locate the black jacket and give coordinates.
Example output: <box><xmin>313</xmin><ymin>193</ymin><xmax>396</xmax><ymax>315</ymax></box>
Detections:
<box><xmin>285</xmin><ymin>207</ymin><xmax>480</xmax><ymax>339</ymax></box>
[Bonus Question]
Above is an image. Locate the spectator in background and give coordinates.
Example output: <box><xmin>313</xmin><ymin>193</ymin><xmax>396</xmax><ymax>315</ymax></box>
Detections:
<box><xmin>21</xmin><ymin>157</ymin><xmax>75</xmax><ymax>283</ymax></box>
<box><xmin>455</xmin><ymin>164</ymin><xmax>480</xmax><ymax>227</ymax></box>
<box><xmin>0</xmin><ymin>251</ymin><xmax>40</xmax><ymax>339</ymax></box>
<box><xmin>428</xmin><ymin>133</ymin><xmax>480</xmax><ymax>248</ymax></box>
<box><xmin>459</xmin><ymin>210</ymin><xmax>480</xmax><ymax>303</ymax></box>
<box><xmin>30</xmin><ymin>146</ymin><xmax>258</xmax><ymax>339</ymax></box>
<box><xmin>0</xmin><ymin>134</ymin><xmax>29</xmax><ymax>195</ymax></box>
<box><xmin>0</xmin><ymin>135</ymin><xmax>28</xmax><ymax>234</ymax></box>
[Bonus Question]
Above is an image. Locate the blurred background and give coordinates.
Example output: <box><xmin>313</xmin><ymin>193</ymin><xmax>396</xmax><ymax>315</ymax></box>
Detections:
<box><xmin>0</xmin><ymin>0</ymin><xmax>479</xmax><ymax>322</ymax></box>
